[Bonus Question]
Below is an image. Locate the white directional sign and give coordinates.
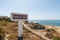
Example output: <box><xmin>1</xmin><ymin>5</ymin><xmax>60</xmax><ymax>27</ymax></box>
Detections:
<box><xmin>11</xmin><ymin>13</ymin><xmax>28</xmax><ymax>21</ymax></box>
<box><xmin>10</xmin><ymin>13</ymin><xmax>28</xmax><ymax>38</ymax></box>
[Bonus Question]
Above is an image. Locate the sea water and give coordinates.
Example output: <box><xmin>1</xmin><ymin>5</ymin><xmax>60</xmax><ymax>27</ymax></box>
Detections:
<box><xmin>29</xmin><ymin>20</ymin><xmax>60</xmax><ymax>26</ymax></box>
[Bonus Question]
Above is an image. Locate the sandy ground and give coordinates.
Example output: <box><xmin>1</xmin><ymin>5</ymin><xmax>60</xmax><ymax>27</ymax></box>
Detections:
<box><xmin>45</xmin><ymin>25</ymin><xmax>60</xmax><ymax>33</ymax></box>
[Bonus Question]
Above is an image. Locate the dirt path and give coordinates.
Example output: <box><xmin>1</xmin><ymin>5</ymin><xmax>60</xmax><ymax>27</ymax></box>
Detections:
<box><xmin>23</xmin><ymin>23</ymin><xmax>52</xmax><ymax>40</ymax></box>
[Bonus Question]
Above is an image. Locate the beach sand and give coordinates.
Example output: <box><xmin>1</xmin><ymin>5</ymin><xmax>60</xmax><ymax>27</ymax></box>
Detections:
<box><xmin>45</xmin><ymin>25</ymin><xmax>60</xmax><ymax>33</ymax></box>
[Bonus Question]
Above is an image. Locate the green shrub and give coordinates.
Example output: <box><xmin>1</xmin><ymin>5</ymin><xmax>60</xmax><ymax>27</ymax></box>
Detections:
<box><xmin>0</xmin><ymin>20</ymin><xmax>9</xmax><ymax>26</ymax></box>
<box><xmin>46</xmin><ymin>32</ymin><xmax>53</xmax><ymax>39</ymax></box>
<box><xmin>53</xmin><ymin>37</ymin><xmax>60</xmax><ymax>40</ymax></box>
<box><xmin>24</xmin><ymin>28</ymin><xmax>31</xmax><ymax>32</ymax></box>
<box><xmin>0</xmin><ymin>27</ymin><xmax>5</xmax><ymax>40</ymax></box>
<box><xmin>46</xmin><ymin>29</ymin><xmax>56</xmax><ymax>33</ymax></box>
<box><xmin>30</xmin><ymin>23</ymin><xmax>45</xmax><ymax>29</ymax></box>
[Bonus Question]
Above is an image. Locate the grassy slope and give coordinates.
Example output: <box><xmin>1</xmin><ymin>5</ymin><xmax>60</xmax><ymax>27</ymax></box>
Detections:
<box><xmin>0</xmin><ymin>20</ymin><xmax>44</xmax><ymax>40</ymax></box>
<box><xmin>23</xmin><ymin>27</ymin><xmax>44</xmax><ymax>40</ymax></box>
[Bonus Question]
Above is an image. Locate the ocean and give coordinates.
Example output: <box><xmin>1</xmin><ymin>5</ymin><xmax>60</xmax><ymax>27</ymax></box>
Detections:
<box><xmin>29</xmin><ymin>20</ymin><xmax>60</xmax><ymax>26</ymax></box>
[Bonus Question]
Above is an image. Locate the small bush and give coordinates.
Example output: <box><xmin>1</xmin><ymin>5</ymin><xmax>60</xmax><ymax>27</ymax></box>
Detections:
<box><xmin>24</xmin><ymin>21</ymin><xmax>29</xmax><ymax>24</ymax></box>
<box><xmin>30</xmin><ymin>24</ymin><xmax>45</xmax><ymax>30</ymax></box>
<box><xmin>0</xmin><ymin>27</ymin><xmax>5</xmax><ymax>40</ymax></box>
<box><xmin>0</xmin><ymin>20</ymin><xmax>8</xmax><ymax>26</ymax></box>
<box><xmin>46</xmin><ymin>32</ymin><xmax>53</xmax><ymax>39</ymax></box>
<box><xmin>53</xmin><ymin>37</ymin><xmax>60</xmax><ymax>40</ymax></box>
<box><xmin>24</xmin><ymin>28</ymin><xmax>31</xmax><ymax>32</ymax></box>
<box><xmin>46</xmin><ymin>29</ymin><xmax>56</xmax><ymax>33</ymax></box>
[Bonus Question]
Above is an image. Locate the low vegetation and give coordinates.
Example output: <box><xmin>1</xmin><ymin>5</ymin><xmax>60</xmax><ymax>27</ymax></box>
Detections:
<box><xmin>0</xmin><ymin>18</ymin><xmax>18</xmax><ymax>40</ymax></box>
<box><xmin>29</xmin><ymin>23</ymin><xmax>45</xmax><ymax>30</ymax></box>
<box><xmin>53</xmin><ymin>37</ymin><xmax>60</xmax><ymax>40</ymax></box>
<box><xmin>23</xmin><ymin>27</ymin><xmax>44</xmax><ymax>40</ymax></box>
<box><xmin>23</xmin><ymin>27</ymin><xmax>31</xmax><ymax>32</ymax></box>
<box><xmin>0</xmin><ymin>16</ymin><xmax>60</xmax><ymax>40</ymax></box>
<box><xmin>0</xmin><ymin>26</ymin><xmax>5</xmax><ymax>40</ymax></box>
<box><xmin>45</xmin><ymin>32</ymin><xmax>53</xmax><ymax>39</ymax></box>
<box><xmin>46</xmin><ymin>29</ymin><xmax>56</xmax><ymax>33</ymax></box>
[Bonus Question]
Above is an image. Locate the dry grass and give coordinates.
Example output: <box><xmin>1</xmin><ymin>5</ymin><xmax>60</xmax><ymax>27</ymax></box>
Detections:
<box><xmin>0</xmin><ymin>21</ymin><xmax>18</xmax><ymax>40</ymax></box>
<box><xmin>23</xmin><ymin>27</ymin><xmax>44</xmax><ymax>40</ymax></box>
<box><xmin>1</xmin><ymin>20</ymin><xmax>60</xmax><ymax>40</ymax></box>
<box><xmin>0</xmin><ymin>20</ymin><xmax>44</xmax><ymax>40</ymax></box>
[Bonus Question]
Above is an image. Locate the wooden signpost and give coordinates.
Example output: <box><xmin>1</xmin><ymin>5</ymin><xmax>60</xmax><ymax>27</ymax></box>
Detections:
<box><xmin>10</xmin><ymin>13</ymin><xmax>28</xmax><ymax>40</ymax></box>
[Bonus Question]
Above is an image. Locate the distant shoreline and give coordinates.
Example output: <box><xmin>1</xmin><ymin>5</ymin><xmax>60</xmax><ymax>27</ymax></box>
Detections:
<box><xmin>42</xmin><ymin>24</ymin><xmax>60</xmax><ymax>27</ymax></box>
<box><xmin>29</xmin><ymin>20</ymin><xmax>60</xmax><ymax>26</ymax></box>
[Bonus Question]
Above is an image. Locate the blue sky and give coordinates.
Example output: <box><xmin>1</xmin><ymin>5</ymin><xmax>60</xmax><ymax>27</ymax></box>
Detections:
<box><xmin>0</xmin><ymin>0</ymin><xmax>60</xmax><ymax>20</ymax></box>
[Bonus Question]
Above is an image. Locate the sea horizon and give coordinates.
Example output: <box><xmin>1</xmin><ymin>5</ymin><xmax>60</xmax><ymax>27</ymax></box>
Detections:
<box><xmin>29</xmin><ymin>20</ymin><xmax>60</xmax><ymax>26</ymax></box>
